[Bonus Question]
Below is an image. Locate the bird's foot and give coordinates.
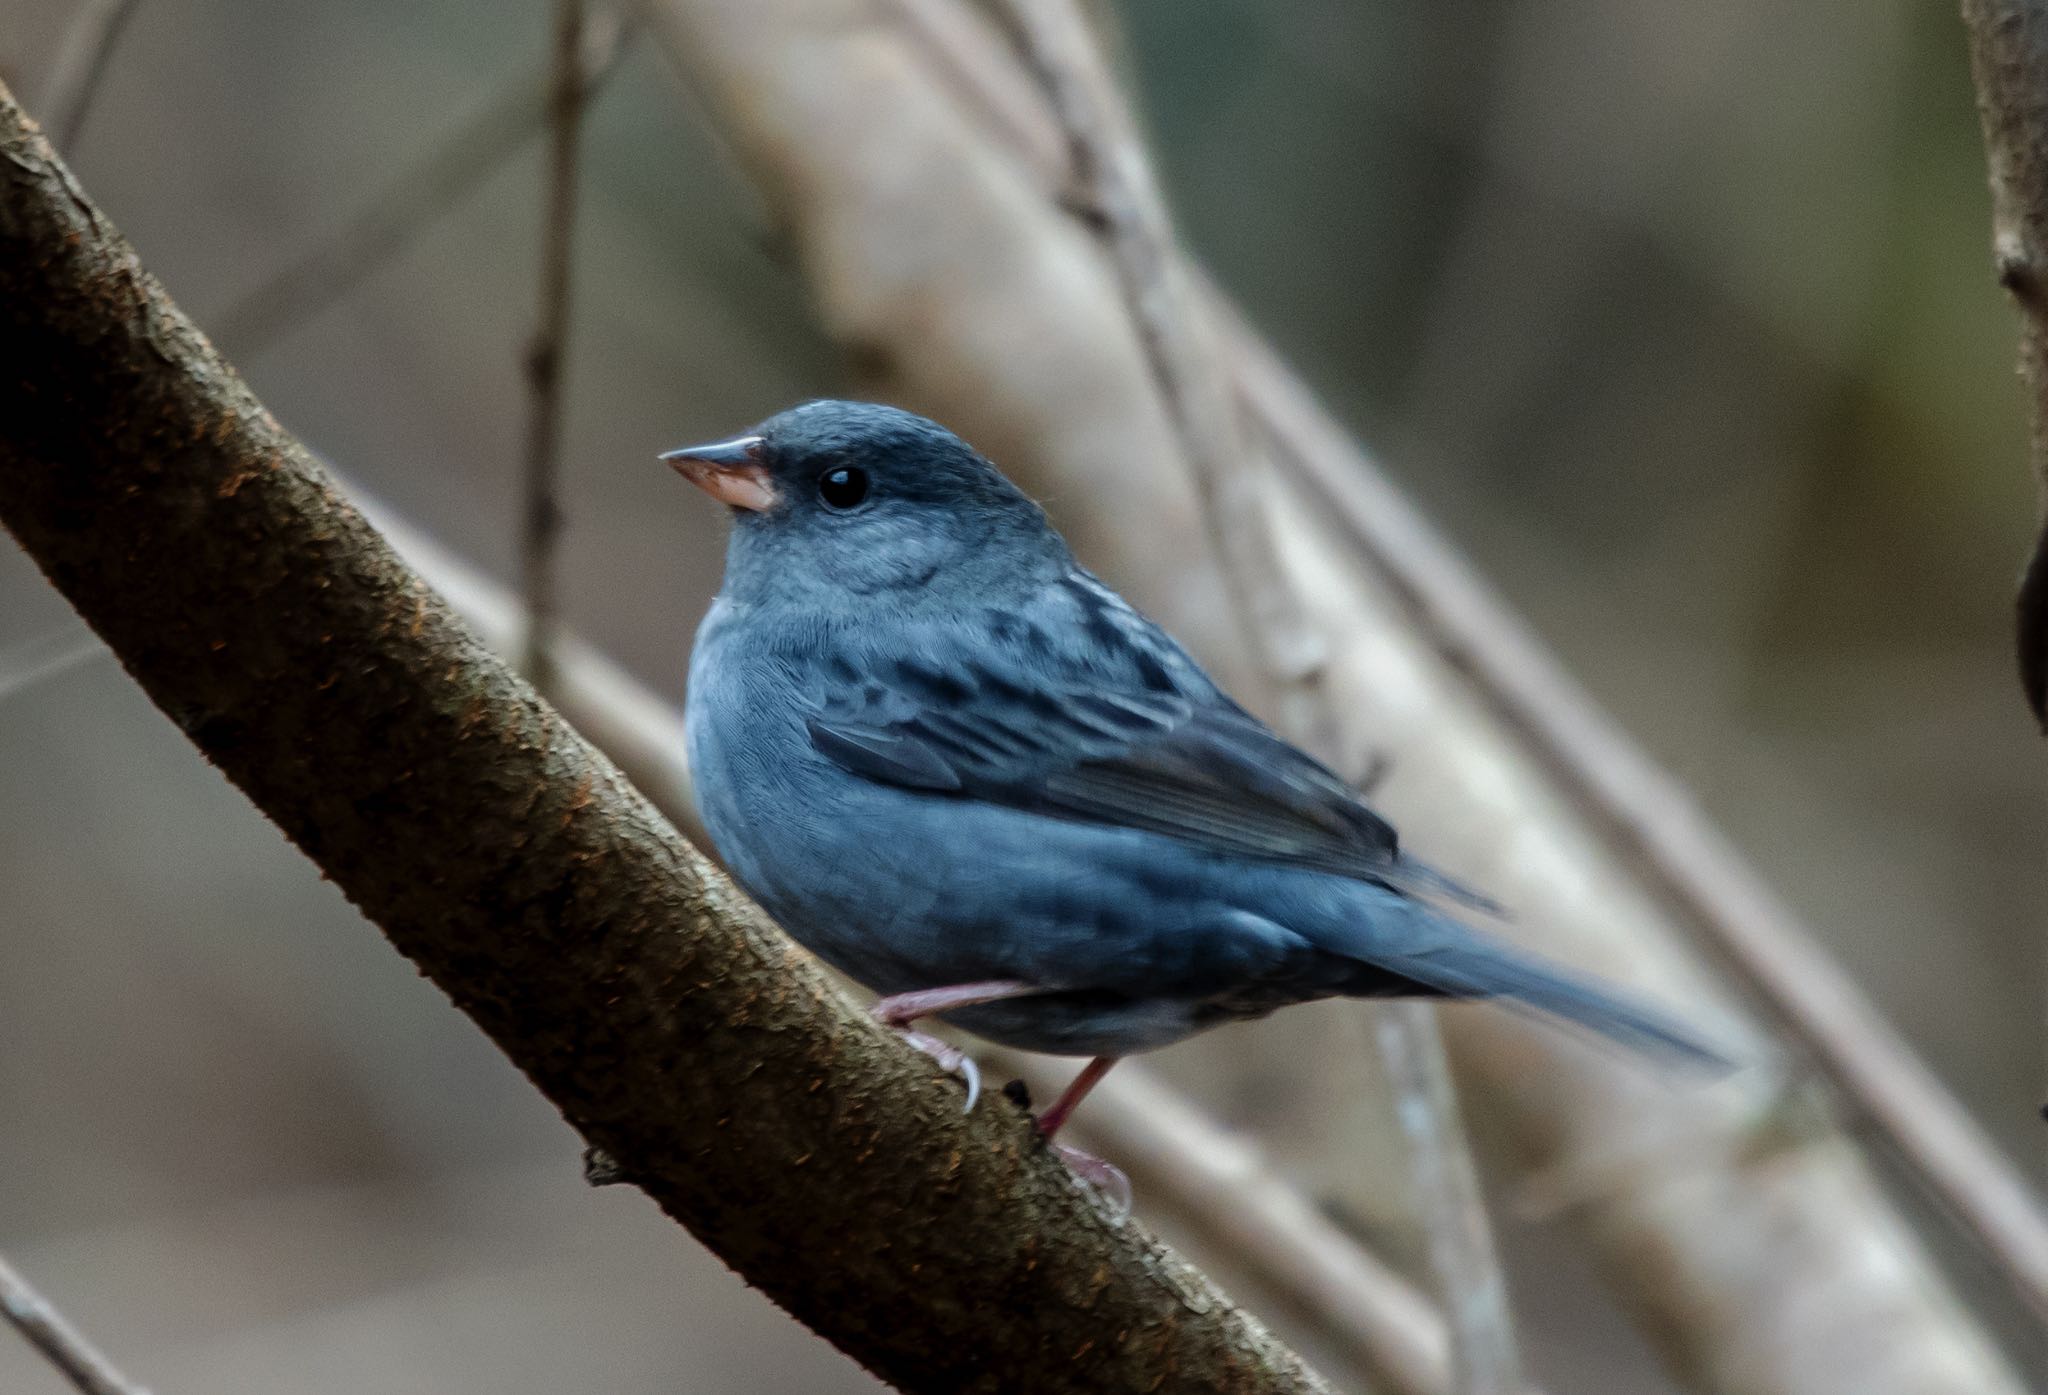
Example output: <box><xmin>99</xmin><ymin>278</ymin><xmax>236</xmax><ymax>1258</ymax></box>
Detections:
<box><xmin>1049</xmin><ymin>1141</ymin><xmax>1132</xmax><ymax>1221</ymax></box>
<box><xmin>892</xmin><ymin>1027</ymin><xmax>982</xmax><ymax>1113</ymax></box>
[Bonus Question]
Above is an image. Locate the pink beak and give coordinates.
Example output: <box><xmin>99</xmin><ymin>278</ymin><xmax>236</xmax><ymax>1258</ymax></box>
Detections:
<box><xmin>660</xmin><ymin>434</ymin><xmax>779</xmax><ymax>512</ymax></box>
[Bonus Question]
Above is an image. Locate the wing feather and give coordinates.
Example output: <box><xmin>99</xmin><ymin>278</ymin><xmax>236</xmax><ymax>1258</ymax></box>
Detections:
<box><xmin>804</xmin><ymin>573</ymin><xmax>1492</xmax><ymax>909</ymax></box>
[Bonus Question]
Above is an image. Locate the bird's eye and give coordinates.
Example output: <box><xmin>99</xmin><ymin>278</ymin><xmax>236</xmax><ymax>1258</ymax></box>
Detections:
<box><xmin>817</xmin><ymin>466</ymin><xmax>869</xmax><ymax>510</ymax></box>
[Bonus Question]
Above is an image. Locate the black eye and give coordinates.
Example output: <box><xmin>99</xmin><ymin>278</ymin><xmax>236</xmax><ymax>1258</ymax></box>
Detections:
<box><xmin>817</xmin><ymin>466</ymin><xmax>869</xmax><ymax>510</ymax></box>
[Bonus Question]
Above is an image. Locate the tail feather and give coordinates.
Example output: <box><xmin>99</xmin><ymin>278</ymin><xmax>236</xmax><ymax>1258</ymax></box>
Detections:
<box><xmin>1374</xmin><ymin>934</ymin><xmax>1736</xmax><ymax>1074</ymax></box>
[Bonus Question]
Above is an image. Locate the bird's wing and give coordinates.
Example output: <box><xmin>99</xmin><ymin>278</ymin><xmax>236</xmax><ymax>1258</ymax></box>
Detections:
<box><xmin>805</xmin><ymin>572</ymin><xmax>1490</xmax><ymax>908</ymax></box>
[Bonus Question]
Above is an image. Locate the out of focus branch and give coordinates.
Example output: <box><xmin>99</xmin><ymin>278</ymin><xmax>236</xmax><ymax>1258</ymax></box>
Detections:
<box><xmin>1963</xmin><ymin>0</ymin><xmax>2048</xmax><ymax>734</ymax></box>
<box><xmin>640</xmin><ymin>3</ymin><xmax>2030</xmax><ymax>1389</ymax></box>
<box><xmin>879</xmin><ymin>0</ymin><xmax>2048</xmax><ymax>1338</ymax></box>
<box><xmin>37</xmin><ymin>0</ymin><xmax>142</xmax><ymax>150</ymax></box>
<box><xmin>0</xmin><ymin>85</ymin><xmax>1333</xmax><ymax>1395</ymax></box>
<box><xmin>0</xmin><ymin>1252</ymin><xmax>149</xmax><ymax>1395</ymax></box>
<box><xmin>211</xmin><ymin>15</ymin><xmax>629</xmax><ymax>357</ymax></box>
<box><xmin>994</xmin><ymin>4</ymin><xmax>1521</xmax><ymax>1392</ymax></box>
<box><xmin>517</xmin><ymin>0</ymin><xmax>601</xmax><ymax>682</ymax></box>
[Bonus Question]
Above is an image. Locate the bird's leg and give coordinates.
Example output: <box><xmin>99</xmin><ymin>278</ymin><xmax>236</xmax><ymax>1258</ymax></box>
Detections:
<box><xmin>1034</xmin><ymin>1054</ymin><xmax>1118</xmax><ymax>1139</ymax></box>
<box><xmin>870</xmin><ymin>979</ymin><xmax>1039</xmax><ymax>1113</ymax></box>
<box><xmin>1036</xmin><ymin>1056</ymin><xmax>1132</xmax><ymax>1216</ymax></box>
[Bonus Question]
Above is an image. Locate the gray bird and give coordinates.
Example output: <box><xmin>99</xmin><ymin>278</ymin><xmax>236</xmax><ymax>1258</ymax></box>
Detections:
<box><xmin>669</xmin><ymin>399</ymin><xmax>1725</xmax><ymax>1197</ymax></box>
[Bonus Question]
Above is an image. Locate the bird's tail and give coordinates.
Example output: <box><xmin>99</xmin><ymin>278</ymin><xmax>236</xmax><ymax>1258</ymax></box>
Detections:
<box><xmin>1362</xmin><ymin>928</ymin><xmax>1736</xmax><ymax>1074</ymax></box>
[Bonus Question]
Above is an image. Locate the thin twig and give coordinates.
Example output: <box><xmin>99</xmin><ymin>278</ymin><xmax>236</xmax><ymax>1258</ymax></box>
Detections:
<box><xmin>211</xmin><ymin>13</ymin><xmax>628</xmax><ymax>358</ymax></box>
<box><xmin>518</xmin><ymin>0</ymin><xmax>596</xmax><ymax>684</ymax></box>
<box><xmin>992</xmin><ymin>4</ymin><xmax>1524</xmax><ymax>1390</ymax></box>
<box><xmin>0</xmin><ymin>1252</ymin><xmax>150</xmax><ymax>1395</ymax></box>
<box><xmin>0</xmin><ymin>627</ymin><xmax>109</xmax><ymax>705</ymax></box>
<box><xmin>37</xmin><ymin>0</ymin><xmax>142</xmax><ymax>150</ymax></box>
<box><xmin>885</xmin><ymin>0</ymin><xmax>2048</xmax><ymax>1327</ymax></box>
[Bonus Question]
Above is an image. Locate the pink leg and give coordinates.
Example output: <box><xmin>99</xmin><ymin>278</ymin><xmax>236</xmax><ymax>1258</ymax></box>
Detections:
<box><xmin>872</xmin><ymin>980</ymin><xmax>1039</xmax><ymax>1026</ymax></box>
<box><xmin>1036</xmin><ymin>1056</ymin><xmax>1133</xmax><ymax>1219</ymax></box>
<box><xmin>870</xmin><ymin>979</ymin><xmax>1040</xmax><ymax>1113</ymax></box>
<box><xmin>1034</xmin><ymin>1055</ymin><xmax>1119</xmax><ymax>1140</ymax></box>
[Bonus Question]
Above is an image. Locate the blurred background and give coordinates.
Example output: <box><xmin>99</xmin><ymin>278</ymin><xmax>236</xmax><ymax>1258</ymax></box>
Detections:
<box><xmin>0</xmin><ymin>0</ymin><xmax>2039</xmax><ymax>1391</ymax></box>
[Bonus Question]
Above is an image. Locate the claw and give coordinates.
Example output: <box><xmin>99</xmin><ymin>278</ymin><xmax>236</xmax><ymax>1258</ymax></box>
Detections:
<box><xmin>897</xmin><ymin>1028</ymin><xmax>982</xmax><ymax>1112</ymax></box>
<box><xmin>1052</xmin><ymin>1142</ymin><xmax>1133</xmax><ymax>1221</ymax></box>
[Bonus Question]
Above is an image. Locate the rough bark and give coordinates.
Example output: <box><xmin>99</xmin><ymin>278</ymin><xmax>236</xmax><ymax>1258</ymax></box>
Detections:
<box><xmin>638</xmin><ymin>4</ymin><xmax>2028</xmax><ymax>1391</ymax></box>
<box><xmin>0</xmin><ymin>86</ymin><xmax>1332</xmax><ymax>1395</ymax></box>
<box><xmin>1962</xmin><ymin>0</ymin><xmax>2048</xmax><ymax>730</ymax></box>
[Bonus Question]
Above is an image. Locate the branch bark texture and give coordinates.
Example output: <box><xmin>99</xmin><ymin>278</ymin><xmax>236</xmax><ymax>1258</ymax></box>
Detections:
<box><xmin>1963</xmin><ymin>0</ymin><xmax>2048</xmax><ymax>732</ymax></box>
<box><xmin>640</xmin><ymin>4</ymin><xmax>2029</xmax><ymax>1391</ymax></box>
<box><xmin>0</xmin><ymin>86</ymin><xmax>1332</xmax><ymax>1395</ymax></box>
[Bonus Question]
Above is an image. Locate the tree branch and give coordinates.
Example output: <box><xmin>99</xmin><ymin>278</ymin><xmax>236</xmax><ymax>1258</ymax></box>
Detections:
<box><xmin>517</xmin><ymin>0</ymin><xmax>602</xmax><ymax>683</ymax></box>
<box><xmin>992</xmin><ymin>4</ymin><xmax>1521</xmax><ymax>1392</ymax></box>
<box><xmin>0</xmin><ymin>84</ymin><xmax>1333</xmax><ymax>1395</ymax></box>
<box><xmin>0</xmin><ymin>1251</ymin><xmax>150</xmax><ymax>1395</ymax></box>
<box><xmin>638</xmin><ymin>3</ymin><xmax>2030</xmax><ymax>1388</ymax></box>
<box><xmin>1962</xmin><ymin>0</ymin><xmax>2048</xmax><ymax>728</ymax></box>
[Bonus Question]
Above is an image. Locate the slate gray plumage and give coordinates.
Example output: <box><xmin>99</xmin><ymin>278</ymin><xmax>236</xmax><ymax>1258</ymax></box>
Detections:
<box><xmin>676</xmin><ymin>400</ymin><xmax>1725</xmax><ymax>1076</ymax></box>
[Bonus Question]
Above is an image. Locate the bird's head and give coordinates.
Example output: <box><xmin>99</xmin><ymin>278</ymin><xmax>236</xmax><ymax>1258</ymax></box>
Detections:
<box><xmin>663</xmin><ymin>400</ymin><xmax>1067</xmax><ymax>605</ymax></box>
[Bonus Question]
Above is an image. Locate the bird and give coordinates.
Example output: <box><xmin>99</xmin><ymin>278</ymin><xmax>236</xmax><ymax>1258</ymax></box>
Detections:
<box><xmin>667</xmin><ymin>398</ymin><xmax>1728</xmax><ymax>1202</ymax></box>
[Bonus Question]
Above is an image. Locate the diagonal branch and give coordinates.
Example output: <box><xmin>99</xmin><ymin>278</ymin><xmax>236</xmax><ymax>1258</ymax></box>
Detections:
<box><xmin>992</xmin><ymin>4</ymin><xmax>1522</xmax><ymax>1392</ymax></box>
<box><xmin>0</xmin><ymin>1251</ymin><xmax>150</xmax><ymax>1395</ymax></box>
<box><xmin>0</xmin><ymin>83</ymin><xmax>1330</xmax><ymax>1395</ymax></box>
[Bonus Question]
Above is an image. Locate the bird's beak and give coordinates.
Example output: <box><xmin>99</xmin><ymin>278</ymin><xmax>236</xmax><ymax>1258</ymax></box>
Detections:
<box><xmin>660</xmin><ymin>434</ymin><xmax>778</xmax><ymax>512</ymax></box>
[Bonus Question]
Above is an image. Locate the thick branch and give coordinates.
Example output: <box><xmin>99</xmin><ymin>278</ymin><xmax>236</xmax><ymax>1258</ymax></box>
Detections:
<box><xmin>638</xmin><ymin>4</ymin><xmax>2029</xmax><ymax>1390</ymax></box>
<box><xmin>0</xmin><ymin>86</ymin><xmax>1331</xmax><ymax>1395</ymax></box>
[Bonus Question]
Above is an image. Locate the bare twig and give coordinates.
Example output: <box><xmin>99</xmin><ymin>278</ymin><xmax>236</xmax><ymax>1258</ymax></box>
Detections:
<box><xmin>518</xmin><ymin>0</ymin><xmax>597</xmax><ymax>683</ymax></box>
<box><xmin>995</xmin><ymin>4</ymin><xmax>1522</xmax><ymax>1390</ymax></box>
<box><xmin>0</xmin><ymin>1252</ymin><xmax>150</xmax><ymax>1395</ymax></box>
<box><xmin>0</xmin><ymin>627</ymin><xmax>109</xmax><ymax>705</ymax></box>
<box><xmin>36</xmin><ymin>0</ymin><xmax>142</xmax><ymax>150</ymax></box>
<box><xmin>880</xmin><ymin>0</ymin><xmax>2048</xmax><ymax>1331</ymax></box>
<box><xmin>211</xmin><ymin>14</ymin><xmax>628</xmax><ymax>357</ymax></box>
